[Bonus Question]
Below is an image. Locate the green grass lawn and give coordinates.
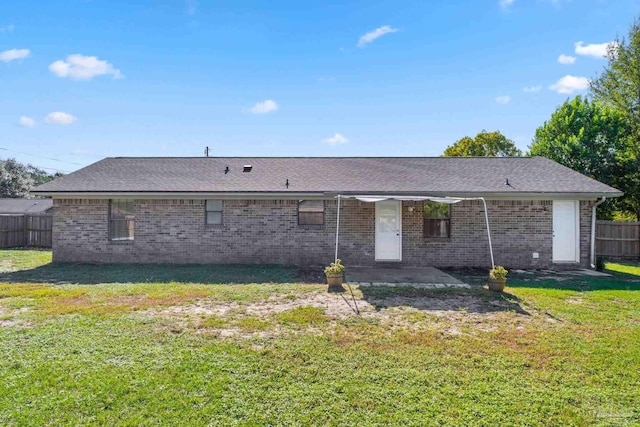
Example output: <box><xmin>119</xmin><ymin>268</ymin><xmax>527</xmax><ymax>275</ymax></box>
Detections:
<box><xmin>0</xmin><ymin>250</ymin><xmax>639</xmax><ymax>426</ymax></box>
<box><xmin>606</xmin><ymin>261</ymin><xmax>640</xmax><ymax>277</ymax></box>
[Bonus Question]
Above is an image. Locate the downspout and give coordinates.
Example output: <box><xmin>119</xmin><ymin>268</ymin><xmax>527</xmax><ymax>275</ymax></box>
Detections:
<box><xmin>590</xmin><ymin>196</ymin><xmax>606</xmax><ymax>268</ymax></box>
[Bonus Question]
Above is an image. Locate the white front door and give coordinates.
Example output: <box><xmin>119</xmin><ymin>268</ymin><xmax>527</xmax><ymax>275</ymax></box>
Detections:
<box><xmin>375</xmin><ymin>200</ymin><xmax>402</xmax><ymax>261</ymax></box>
<box><xmin>553</xmin><ymin>200</ymin><xmax>580</xmax><ymax>263</ymax></box>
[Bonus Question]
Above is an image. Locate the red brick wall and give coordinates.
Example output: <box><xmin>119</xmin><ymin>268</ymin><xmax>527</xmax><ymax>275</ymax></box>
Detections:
<box><xmin>52</xmin><ymin>198</ymin><xmax>594</xmax><ymax>268</ymax></box>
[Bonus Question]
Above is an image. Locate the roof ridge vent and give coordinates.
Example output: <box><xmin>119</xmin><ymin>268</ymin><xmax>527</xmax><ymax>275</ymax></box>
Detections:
<box><xmin>243</xmin><ymin>165</ymin><xmax>252</xmax><ymax>172</ymax></box>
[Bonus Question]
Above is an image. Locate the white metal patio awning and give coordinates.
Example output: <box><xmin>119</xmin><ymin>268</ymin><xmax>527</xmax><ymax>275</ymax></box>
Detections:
<box><xmin>338</xmin><ymin>195</ymin><xmax>464</xmax><ymax>204</ymax></box>
<box><xmin>334</xmin><ymin>194</ymin><xmax>495</xmax><ymax>269</ymax></box>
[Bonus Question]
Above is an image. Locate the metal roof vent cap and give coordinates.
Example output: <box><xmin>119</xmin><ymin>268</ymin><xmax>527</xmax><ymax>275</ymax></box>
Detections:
<box><xmin>243</xmin><ymin>165</ymin><xmax>252</xmax><ymax>172</ymax></box>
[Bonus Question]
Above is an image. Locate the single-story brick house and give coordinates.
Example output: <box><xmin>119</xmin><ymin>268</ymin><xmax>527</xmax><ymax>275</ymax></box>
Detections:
<box><xmin>32</xmin><ymin>156</ymin><xmax>622</xmax><ymax>269</ymax></box>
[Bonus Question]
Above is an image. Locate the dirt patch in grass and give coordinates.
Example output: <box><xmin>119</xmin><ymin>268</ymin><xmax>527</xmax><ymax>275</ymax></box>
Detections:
<box><xmin>0</xmin><ymin>306</ymin><xmax>31</xmax><ymax>328</ymax></box>
<box><xmin>145</xmin><ymin>286</ymin><xmax>542</xmax><ymax>340</ymax></box>
<box><xmin>151</xmin><ymin>291</ymin><xmax>368</xmax><ymax>320</ymax></box>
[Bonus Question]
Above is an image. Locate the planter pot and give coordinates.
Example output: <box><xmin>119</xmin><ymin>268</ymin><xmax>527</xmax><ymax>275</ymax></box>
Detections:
<box><xmin>488</xmin><ymin>278</ymin><xmax>506</xmax><ymax>292</ymax></box>
<box><xmin>326</xmin><ymin>273</ymin><xmax>345</xmax><ymax>293</ymax></box>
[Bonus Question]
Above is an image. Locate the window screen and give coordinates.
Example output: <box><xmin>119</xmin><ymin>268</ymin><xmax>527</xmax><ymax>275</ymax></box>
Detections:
<box><xmin>206</xmin><ymin>200</ymin><xmax>223</xmax><ymax>225</ymax></box>
<box><xmin>298</xmin><ymin>200</ymin><xmax>324</xmax><ymax>225</ymax></box>
<box><xmin>110</xmin><ymin>199</ymin><xmax>135</xmax><ymax>241</ymax></box>
<box><xmin>423</xmin><ymin>201</ymin><xmax>450</xmax><ymax>238</ymax></box>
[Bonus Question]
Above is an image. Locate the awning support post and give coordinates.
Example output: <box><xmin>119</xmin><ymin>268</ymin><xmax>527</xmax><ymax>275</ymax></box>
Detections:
<box><xmin>334</xmin><ymin>195</ymin><xmax>341</xmax><ymax>263</ymax></box>
<box><xmin>480</xmin><ymin>197</ymin><xmax>495</xmax><ymax>269</ymax></box>
<box><xmin>334</xmin><ymin>194</ymin><xmax>495</xmax><ymax>269</ymax></box>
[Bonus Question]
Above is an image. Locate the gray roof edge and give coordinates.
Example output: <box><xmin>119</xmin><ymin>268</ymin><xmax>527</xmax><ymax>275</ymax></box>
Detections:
<box><xmin>32</xmin><ymin>190</ymin><xmax>623</xmax><ymax>198</ymax></box>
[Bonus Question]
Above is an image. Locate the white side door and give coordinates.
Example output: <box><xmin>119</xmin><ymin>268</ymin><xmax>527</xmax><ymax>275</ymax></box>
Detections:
<box><xmin>375</xmin><ymin>201</ymin><xmax>402</xmax><ymax>261</ymax></box>
<box><xmin>552</xmin><ymin>200</ymin><xmax>580</xmax><ymax>263</ymax></box>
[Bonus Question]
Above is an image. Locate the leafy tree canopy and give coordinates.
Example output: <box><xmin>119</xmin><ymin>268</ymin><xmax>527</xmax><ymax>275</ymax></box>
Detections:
<box><xmin>0</xmin><ymin>158</ymin><xmax>62</xmax><ymax>198</ymax></box>
<box><xmin>589</xmin><ymin>18</ymin><xmax>640</xmax><ymax>220</ymax></box>
<box><xmin>443</xmin><ymin>130</ymin><xmax>522</xmax><ymax>157</ymax></box>
<box><xmin>0</xmin><ymin>158</ymin><xmax>34</xmax><ymax>198</ymax></box>
<box><xmin>528</xmin><ymin>96</ymin><xmax>628</xmax><ymax>219</ymax></box>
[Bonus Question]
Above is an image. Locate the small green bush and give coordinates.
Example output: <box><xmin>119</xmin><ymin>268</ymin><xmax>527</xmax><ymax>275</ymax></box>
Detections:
<box><xmin>489</xmin><ymin>266</ymin><xmax>508</xmax><ymax>280</ymax></box>
<box><xmin>324</xmin><ymin>259</ymin><xmax>345</xmax><ymax>275</ymax></box>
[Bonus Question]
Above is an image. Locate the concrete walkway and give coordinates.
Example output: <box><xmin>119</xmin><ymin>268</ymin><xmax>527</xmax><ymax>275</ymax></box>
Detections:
<box><xmin>346</xmin><ymin>267</ymin><xmax>470</xmax><ymax>289</ymax></box>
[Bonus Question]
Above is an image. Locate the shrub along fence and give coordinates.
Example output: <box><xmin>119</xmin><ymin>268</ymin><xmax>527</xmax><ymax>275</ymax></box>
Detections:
<box><xmin>0</xmin><ymin>214</ymin><xmax>52</xmax><ymax>249</ymax></box>
<box><xmin>596</xmin><ymin>221</ymin><xmax>640</xmax><ymax>261</ymax></box>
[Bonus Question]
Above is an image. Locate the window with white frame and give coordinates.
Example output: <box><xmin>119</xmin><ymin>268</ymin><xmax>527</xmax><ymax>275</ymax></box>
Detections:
<box><xmin>206</xmin><ymin>200</ymin><xmax>223</xmax><ymax>225</ymax></box>
<box><xmin>298</xmin><ymin>200</ymin><xmax>324</xmax><ymax>225</ymax></box>
<box><xmin>423</xmin><ymin>201</ymin><xmax>451</xmax><ymax>238</ymax></box>
<box><xmin>110</xmin><ymin>199</ymin><xmax>135</xmax><ymax>241</ymax></box>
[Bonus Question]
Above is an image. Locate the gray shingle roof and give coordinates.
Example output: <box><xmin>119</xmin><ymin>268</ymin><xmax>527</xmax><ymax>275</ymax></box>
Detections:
<box><xmin>32</xmin><ymin>156</ymin><xmax>622</xmax><ymax>196</ymax></box>
<box><xmin>0</xmin><ymin>198</ymin><xmax>53</xmax><ymax>214</ymax></box>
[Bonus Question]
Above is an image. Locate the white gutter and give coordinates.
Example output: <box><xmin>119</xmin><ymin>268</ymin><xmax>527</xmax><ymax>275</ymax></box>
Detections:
<box><xmin>32</xmin><ymin>191</ymin><xmax>622</xmax><ymax>200</ymax></box>
<box><xmin>590</xmin><ymin>196</ymin><xmax>607</xmax><ymax>268</ymax></box>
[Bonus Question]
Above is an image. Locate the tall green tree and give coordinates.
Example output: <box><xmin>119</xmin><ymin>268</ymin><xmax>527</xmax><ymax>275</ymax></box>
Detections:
<box><xmin>528</xmin><ymin>96</ymin><xmax>628</xmax><ymax>219</ymax></box>
<box><xmin>0</xmin><ymin>158</ymin><xmax>62</xmax><ymax>198</ymax></box>
<box><xmin>590</xmin><ymin>18</ymin><xmax>640</xmax><ymax>220</ymax></box>
<box><xmin>0</xmin><ymin>158</ymin><xmax>35</xmax><ymax>198</ymax></box>
<box><xmin>443</xmin><ymin>130</ymin><xmax>522</xmax><ymax>157</ymax></box>
<box><xmin>27</xmin><ymin>166</ymin><xmax>63</xmax><ymax>187</ymax></box>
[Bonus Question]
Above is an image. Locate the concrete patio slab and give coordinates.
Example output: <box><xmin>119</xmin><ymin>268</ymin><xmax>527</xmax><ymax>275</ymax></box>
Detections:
<box><xmin>540</xmin><ymin>269</ymin><xmax>612</xmax><ymax>277</ymax></box>
<box><xmin>346</xmin><ymin>267</ymin><xmax>468</xmax><ymax>288</ymax></box>
<box><xmin>352</xmin><ymin>282</ymin><xmax>471</xmax><ymax>289</ymax></box>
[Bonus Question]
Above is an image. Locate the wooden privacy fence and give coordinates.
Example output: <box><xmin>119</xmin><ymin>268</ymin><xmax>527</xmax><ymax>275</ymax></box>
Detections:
<box><xmin>0</xmin><ymin>214</ymin><xmax>52</xmax><ymax>249</ymax></box>
<box><xmin>596</xmin><ymin>221</ymin><xmax>640</xmax><ymax>260</ymax></box>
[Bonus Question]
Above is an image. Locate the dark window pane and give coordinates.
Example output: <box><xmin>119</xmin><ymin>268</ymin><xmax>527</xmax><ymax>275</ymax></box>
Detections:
<box><xmin>110</xmin><ymin>200</ymin><xmax>135</xmax><ymax>240</ymax></box>
<box><xmin>298</xmin><ymin>200</ymin><xmax>324</xmax><ymax>212</ymax></box>
<box><xmin>424</xmin><ymin>218</ymin><xmax>450</xmax><ymax>238</ymax></box>
<box><xmin>299</xmin><ymin>212</ymin><xmax>324</xmax><ymax>225</ymax></box>
<box><xmin>111</xmin><ymin>199</ymin><xmax>134</xmax><ymax>219</ymax></box>
<box><xmin>423</xmin><ymin>201</ymin><xmax>450</xmax><ymax>238</ymax></box>
<box><xmin>298</xmin><ymin>200</ymin><xmax>324</xmax><ymax>225</ymax></box>
<box><xmin>110</xmin><ymin>219</ymin><xmax>134</xmax><ymax>240</ymax></box>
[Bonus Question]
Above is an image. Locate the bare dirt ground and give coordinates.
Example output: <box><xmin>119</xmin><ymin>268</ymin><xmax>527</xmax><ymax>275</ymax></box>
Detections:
<box><xmin>0</xmin><ymin>307</ymin><xmax>31</xmax><ymax>328</ymax></box>
<box><xmin>144</xmin><ymin>286</ymin><xmax>545</xmax><ymax>340</ymax></box>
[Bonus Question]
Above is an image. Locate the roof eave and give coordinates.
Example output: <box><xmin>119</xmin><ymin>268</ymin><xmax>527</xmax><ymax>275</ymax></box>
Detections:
<box><xmin>31</xmin><ymin>190</ymin><xmax>624</xmax><ymax>200</ymax></box>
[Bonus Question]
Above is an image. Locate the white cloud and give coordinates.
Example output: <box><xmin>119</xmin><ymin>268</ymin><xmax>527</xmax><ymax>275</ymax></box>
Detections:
<box><xmin>499</xmin><ymin>0</ymin><xmax>515</xmax><ymax>9</ymax></box>
<box><xmin>0</xmin><ymin>24</ymin><xmax>14</xmax><ymax>33</ymax></box>
<box><xmin>495</xmin><ymin>95</ymin><xmax>511</xmax><ymax>104</ymax></box>
<box><xmin>548</xmin><ymin>75</ymin><xmax>590</xmax><ymax>94</ymax></box>
<box><xmin>49</xmin><ymin>54</ymin><xmax>122</xmax><ymax>80</ymax></box>
<box><xmin>18</xmin><ymin>116</ymin><xmax>35</xmax><ymax>127</ymax></box>
<box><xmin>574</xmin><ymin>41</ymin><xmax>616</xmax><ymax>59</ymax></box>
<box><xmin>523</xmin><ymin>85</ymin><xmax>542</xmax><ymax>93</ymax></box>
<box><xmin>44</xmin><ymin>112</ymin><xmax>77</xmax><ymax>125</ymax></box>
<box><xmin>357</xmin><ymin>25</ymin><xmax>399</xmax><ymax>47</ymax></box>
<box><xmin>557</xmin><ymin>54</ymin><xmax>576</xmax><ymax>65</ymax></box>
<box><xmin>0</xmin><ymin>48</ymin><xmax>30</xmax><ymax>62</ymax></box>
<box><xmin>249</xmin><ymin>99</ymin><xmax>278</xmax><ymax>114</ymax></box>
<box><xmin>324</xmin><ymin>133</ymin><xmax>349</xmax><ymax>145</ymax></box>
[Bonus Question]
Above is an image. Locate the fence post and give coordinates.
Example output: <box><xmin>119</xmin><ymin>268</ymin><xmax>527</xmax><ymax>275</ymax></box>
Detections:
<box><xmin>23</xmin><ymin>214</ymin><xmax>28</xmax><ymax>247</ymax></box>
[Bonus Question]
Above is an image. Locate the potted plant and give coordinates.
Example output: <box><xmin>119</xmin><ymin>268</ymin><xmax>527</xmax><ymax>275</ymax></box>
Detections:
<box><xmin>488</xmin><ymin>266</ymin><xmax>508</xmax><ymax>292</ymax></box>
<box><xmin>324</xmin><ymin>259</ymin><xmax>345</xmax><ymax>292</ymax></box>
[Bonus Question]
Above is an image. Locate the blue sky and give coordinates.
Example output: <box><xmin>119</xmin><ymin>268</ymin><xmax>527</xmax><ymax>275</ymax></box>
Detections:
<box><xmin>0</xmin><ymin>0</ymin><xmax>638</xmax><ymax>173</ymax></box>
